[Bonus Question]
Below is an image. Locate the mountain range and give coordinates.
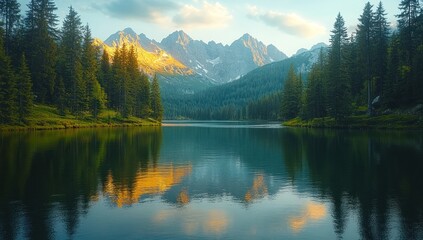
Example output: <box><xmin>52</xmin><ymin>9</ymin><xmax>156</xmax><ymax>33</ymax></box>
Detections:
<box><xmin>94</xmin><ymin>28</ymin><xmax>288</xmax><ymax>84</ymax></box>
<box><xmin>94</xmin><ymin>28</ymin><xmax>328</xmax><ymax>118</ymax></box>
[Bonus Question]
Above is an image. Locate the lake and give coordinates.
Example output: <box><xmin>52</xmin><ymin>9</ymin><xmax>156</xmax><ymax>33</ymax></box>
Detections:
<box><xmin>0</xmin><ymin>121</ymin><xmax>422</xmax><ymax>239</ymax></box>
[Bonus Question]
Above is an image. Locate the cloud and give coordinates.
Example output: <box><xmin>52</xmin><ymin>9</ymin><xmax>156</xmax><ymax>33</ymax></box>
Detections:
<box><xmin>173</xmin><ymin>1</ymin><xmax>233</xmax><ymax>29</ymax></box>
<box><xmin>99</xmin><ymin>0</ymin><xmax>178</xmax><ymax>24</ymax></box>
<box><xmin>247</xmin><ymin>6</ymin><xmax>325</xmax><ymax>38</ymax></box>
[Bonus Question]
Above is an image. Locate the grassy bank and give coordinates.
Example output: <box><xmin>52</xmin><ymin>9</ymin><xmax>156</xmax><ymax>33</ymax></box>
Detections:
<box><xmin>283</xmin><ymin>114</ymin><xmax>423</xmax><ymax>129</ymax></box>
<box><xmin>0</xmin><ymin>105</ymin><xmax>160</xmax><ymax>131</ymax></box>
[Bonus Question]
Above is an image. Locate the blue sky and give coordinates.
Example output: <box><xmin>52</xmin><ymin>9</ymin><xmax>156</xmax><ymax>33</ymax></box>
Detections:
<box><xmin>18</xmin><ymin>0</ymin><xmax>399</xmax><ymax>56</ymax></box>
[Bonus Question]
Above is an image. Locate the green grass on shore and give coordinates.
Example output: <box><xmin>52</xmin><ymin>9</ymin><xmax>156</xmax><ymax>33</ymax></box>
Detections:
<box><xmin>283</xmin><ymin>114</ymin><xmax>423</xmax><ymax>129</ymax></box>
<box><xmin>0</xmin><ymin>105</ymin><xmax>160</xmax><ymax>131</ymax></box>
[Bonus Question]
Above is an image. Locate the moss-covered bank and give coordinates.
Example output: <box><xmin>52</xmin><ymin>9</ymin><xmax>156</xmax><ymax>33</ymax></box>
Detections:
<box><xmin>0</xmin><ymin>105</ymin><xmax>160</xmax><ymax>131</ymax></box>
<box><xmin>283</xmin><ymin>114</ymin><xmax>423</xmax><ymax>129</ymax></box>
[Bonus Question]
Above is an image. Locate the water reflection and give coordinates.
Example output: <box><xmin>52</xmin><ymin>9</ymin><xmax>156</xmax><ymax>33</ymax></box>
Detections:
<box><xmin>289</xmin><ymin>202</ymin><xmax>326</xmax><ymax>233</ymax></box>
<box><xmin>0</xmin><ymin>123</ymin><xmax>422</xmax><ymax>239</ymax></box>
<box><xmin>104</xmin><ymin>164</ymin><xmax>192</xmax><ymax>207</ymax></box>
<box><xmin>244</xmin><ymin>174</ymin><xmax>268</xmax><ymax>203</ymax></box>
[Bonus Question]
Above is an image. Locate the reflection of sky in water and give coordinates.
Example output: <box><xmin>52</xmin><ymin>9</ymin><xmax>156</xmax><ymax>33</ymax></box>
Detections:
<box><xmin>1</xmin><ymin>122</ymin><xmax>421</xmax><ymax>239</ymax></box>
<box><xmin>68</xmin><ymin>186</ymin><xmax>337</xmax><ymax>239</ymax></box>
<box><xmin>95</xmin><ymin>160</ymin><xmax>330</xmax><ymax>239</ymax></box>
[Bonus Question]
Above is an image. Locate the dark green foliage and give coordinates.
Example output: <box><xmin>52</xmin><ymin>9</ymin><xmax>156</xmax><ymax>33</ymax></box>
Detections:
<box><xmin>327</xmin><ymin>13</ymin><xmax>352</xmax><ymax>119</ymax></box>
<box><xmin>24</xmin><ymin>0</ymin><xmax>58</xmax><ymax>103</ymax></box>
<box><xmin>82</xmin><ymin>25</ymin><xmax>106</xmax><ymax>118</ymax></box>
<box><xmin>356</xmin><ymin>2</ymin><xmax>375</xmax><ymax>114</ymax></box>
<box><xmin>150</xmin><ymin>75</ymin><xmax>163</xmax><ymax>122</ymax></box>
<box><xmin>163</xmin><ymin>52</ymin><xmax>313</xmax><ymax>119</ymax></box>
<box><xmin>0</xmin><ymin>30</ymin><xmax>17</xmax><ymax>123</ymax></box>
<box><xmin>247</xmin><ymin>92</ymin><xmax>282</xmax><ymax>120</ymax></box>
<box><xmin>281</xmin><ymin>64</ymin><xmax>302</xmax><ymax>120</ymax></box>
<box><xmin>0</xmin><ymin>0</ymin><xmax>20</xmax><ymax>54</ymax></box>
<box><xmin>58</xmin><ymin>6</ymin><xmax>85</xmax><ymax>115</ymax></box>
<box><xmin>303</xmin><ymin>50</ymin><xmax>327</xmax><ymax>119</ymax></box>
<box><xmin>54</xmin><ymin>76</ymin><xmax>66</xmax><ymax>115</ymax></box>
<box><xmin>16</xmin><ymin>54</ymin><xmax>33</xmax><ymax>122</ymax></box>
<box><xmin>0</xmin><ymin>2</ymin><xmax>154</xmax><ymax>125</ymax></box>
<box><xmin>99</xmin><ymin>50</ymin><xmax>112</xmax><ymax>107</ymax></box>
<box><xmin>137</xmin><ymin>74</ymin><xmax>151</xmax><ymax>118</ymax></box>
<box><xmin>373</xmin><ymin>2</ymin><xmax>390</xmax><ymax>95</ymax></box>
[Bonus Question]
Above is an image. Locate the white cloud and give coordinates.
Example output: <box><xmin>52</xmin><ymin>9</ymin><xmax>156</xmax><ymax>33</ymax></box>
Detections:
<box><xmin>247</xmin><ymin>6</ymin><xmax>326</xmax><ymax>38</ymax></box>
<box><xmin>173</xmin><ymin>1</ymin><xmax>233</xmax><ymax>29</ymax></box>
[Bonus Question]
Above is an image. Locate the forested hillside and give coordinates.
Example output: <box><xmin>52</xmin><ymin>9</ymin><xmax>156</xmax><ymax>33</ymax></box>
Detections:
<box><xmin>165</xmin><ymin>0</ymin><xmax>423</xmax><ymax>122</ymax></box>
<box><xmin>280</xmin><ymin>1</ymin><xmax>423</xmax><ymax>123</ymax></box>
<box><xmin>163</xmin><ymin>46</ymin><xmax>325</xmax><ymax>119</ymax></box>
<box><xmin>0</xmin><ymin>0</ymin><xmax>163</xmax><ymax>126</ymax></box>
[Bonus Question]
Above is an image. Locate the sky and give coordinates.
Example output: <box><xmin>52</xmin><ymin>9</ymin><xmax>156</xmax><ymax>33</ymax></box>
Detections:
<box><xmin>18</xmin><ymin>0</ymin><xmax>400</xmax><ymax>56</ymax></box>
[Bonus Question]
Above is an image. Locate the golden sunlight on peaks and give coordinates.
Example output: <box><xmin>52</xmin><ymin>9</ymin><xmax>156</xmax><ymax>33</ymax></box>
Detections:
<box><xmin>104</xmin><ymin>164</ymin><xmax>192</xmax><ymax>208</ymax></box>
<box><xmin>244</xmin><ymin>174</ymin><xmax>268</xmax><ymax>202</ymax></box>
<box><xmin>288</xmin><ymin>202</ymin><xmax>327</xmax><ymax>233</ymax></box>
<box><xmin>93</xmin><ymin>37</ymin><xmax>193</xmax><ymax>76</ymax></box>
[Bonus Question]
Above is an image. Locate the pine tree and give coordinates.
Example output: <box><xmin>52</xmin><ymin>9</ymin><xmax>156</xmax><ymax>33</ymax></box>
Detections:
<box><xmin>150</xmin><ymin>75</ymin><xmax>163</xmax><ymax>122</ymax></box>
<box><xmin>397</xmin><ymin>0</ymin><xmax>420</xmax><ymax>65</ymax></box>
<box><xmin>99</xmin><ymin>50</ymin><xmax>112</xmax><ymax>107</ymax></box>
<box><xmin>16</xmin><ymin>54</ymin><xmax>33</xmax><ymax>122</ymax></box>
<box><xmin>304</xmin><ymin>49</ymin><xmax>327</xmax><ymax>119</ymax></box>
<box><xmin>0</xmin><ymin>31</ymin><xmax>17</xmax><ymax>123</ymax></box>
<box><xmin>126</xmin><ymin>45</ymin><xmax>139</xmax><ymax>116</ymax></box>
<box><xmin>327</xmin><ymin>13</ymin><xmax>351</xmax><ymax>119</ymax></box>
<box><xmin>357</xmin><ymin>2</ymin><xmax>375</xmax><ymax>115</ymax></box>
<box><xmin>373</xmin><ymin>2</ymin><xmax>390</xmax><ymax>96</ymax></box>
<box><xmin>109</xmin><ymin>47</ymin><xmax>121</xmax><ymax>109</ymax></box>
<box><xmin>24</xmin><ymin>0</ymin><xmax>58</xmax><ymax>103</ymax></box>
<box><xmin>138</xmin><ymin>74</ymin><xmax>151</xmax><ymax>118</ymax></box>
<box><xmin>82</xmin><ymin>24</ymin><xmax>106</xmax><ymax>118</ymax></box>
<box><xmin>281</xmin><ymin>64</ymin><xmax>302</xmax><ymax>120</ymax></box>
<box><xmin>0</xmin><ymin>0</ymin><xmax>20</xmax><ymax>54</ymax></box>
<box><xmin>110</xmin><ymin>44</ymin><xmax>130</xmax><ymax>116</ymax></box>
<box><xmin>58</xmin><ymin>6</ymin><xmax>85</xmax><ymax>115</ymax></box>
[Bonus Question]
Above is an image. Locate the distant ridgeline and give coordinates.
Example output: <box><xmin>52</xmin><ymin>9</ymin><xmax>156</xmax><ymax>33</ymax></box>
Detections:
<box><xmin>164</xmin><ymin>1</ymin><xmax>423</xmax><ymax>121</ymax></box>
<box><xmin>0</xmin><ymin>1</ymin><xmax>163</xmax><ymax>126</ymax></box>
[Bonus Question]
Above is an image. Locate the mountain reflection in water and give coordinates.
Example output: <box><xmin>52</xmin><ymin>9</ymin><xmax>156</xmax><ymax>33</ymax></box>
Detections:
<box><xmin>0</xmin><ymin>122</ymin><xmax>422</xmax><ymax>239</ymax></box>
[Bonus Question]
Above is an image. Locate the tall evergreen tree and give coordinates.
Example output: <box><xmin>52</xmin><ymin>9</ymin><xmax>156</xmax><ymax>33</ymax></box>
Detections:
<box><xmin>384</xmin><ymin>33</ymin><xmax>401</xmax><ymax>107</ymax></box>
<box><xmin>150</xmin><ymin>75</ymin><xmax>163</xmax><ymax>122</ymax></box>
<box><xmin>137</xmin><ymin>74</ymin><xmax>151</xmax><ymax>118</ymax></box>
<box><xmin>24</xmin><ymin>0</ymin><xmax>58</xmax><ymax>103</ymax></box>
<box><xmin>281</xmin><ymin>64</ymin><xmax>302</xmax><ymax>120</ymax></box>
<box><xmin>397</xmin><ymin>0</ymin><xmax>420</xmax><ymax>65</ymax></box>
<box><xmin>357</xmin><ymin>2</ymin><xmax>375</xmax><ymax>115</ymax></box>
<box><xmin>99</xmin><ymin>50</ymin><xmax>112</xmax><ymax>107</ymax></box>
<box><xmin>304</xmin><ymin>49</ymin><xmax>327</xmax><ymax>119</ymax></box>
<box><xmin>0</xmin><ymin>31</ymin><xmax>17</xmax><ymax>123</ymax></box>
<box><xmin>397</xmin><ymin>0</ymin><xmax>421</xmax><ymax>105</ymax></box>
<box><xmin>82</xmin><ymin>24</ymin><xmax>105</xmax><ymax>118</ymax></box>
<box><xmin>373</xmin><ymin>2</ymin><xmax>390</xmax><ymax>96</ymax></box>
<box><xmin>58</xmin><ymin>6</ymin><xmax>85</xmax><ymax>115</ymax></box>
<box><xmin>327</xmin><ymin>13</ymin><xmax>351</xmax><ymax>119</ymax></box>
<box><xmin>16</xmin><ymin>54</ymin><xmax>33</xmax><ymax>122</ymax></box>
<box><xmin>126</xmin><ymin>45</ymin><xmax>139</xmax><ymax>116</ymax></box>
<box><xmin>0</xmin><ymin>0</ymin><xmax>20</xmax><ymax>54</ymax></box>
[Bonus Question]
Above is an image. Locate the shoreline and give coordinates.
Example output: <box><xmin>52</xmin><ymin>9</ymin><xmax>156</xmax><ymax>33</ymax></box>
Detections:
<box><xmin>283</xmin><ymin>114</ymin><xmax>423</xmax><ymax>130</ymax></box>
<box><xmin>0</xmin><ymin>122</ymin><xmax>161</xmax><ymax>132</ymax></box>
<box><xmin>0</xmin><ymin>105</ymin><xmax>161</xmax><ymax>132</ymax></box>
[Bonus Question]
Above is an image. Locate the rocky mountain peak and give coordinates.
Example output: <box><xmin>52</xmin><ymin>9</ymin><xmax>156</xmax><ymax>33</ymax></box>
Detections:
<box><xmin>163</xmin><ymin>30</ymin><xmax>192</xmax><ymax>47</ymax></box>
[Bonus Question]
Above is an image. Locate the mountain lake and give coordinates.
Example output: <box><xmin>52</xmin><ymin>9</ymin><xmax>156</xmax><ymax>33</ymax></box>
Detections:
<box><xmin>0</xmin><ymin>121</ymin><xmax>422</xmax><ymax>239</ymax></box>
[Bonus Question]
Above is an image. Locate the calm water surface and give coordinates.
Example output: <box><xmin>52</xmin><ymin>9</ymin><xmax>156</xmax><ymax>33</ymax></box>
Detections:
<box><xmin>0</xmin><ymin>121</ymin><xmax>422</xmax><ymax>239</ymax></box>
